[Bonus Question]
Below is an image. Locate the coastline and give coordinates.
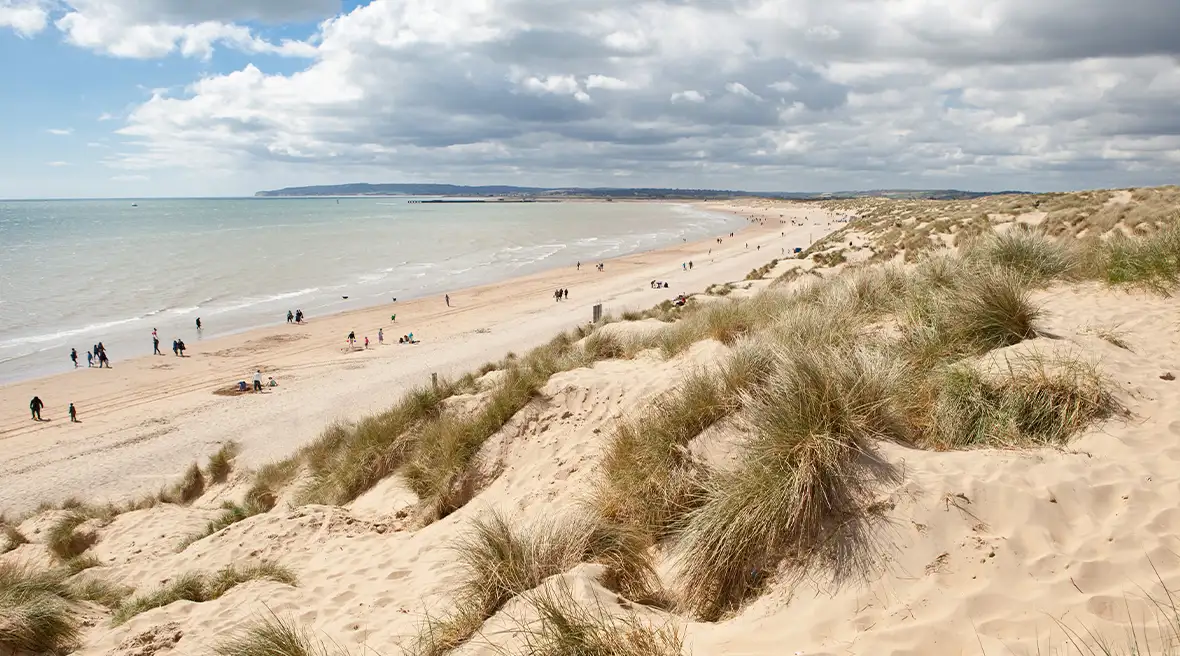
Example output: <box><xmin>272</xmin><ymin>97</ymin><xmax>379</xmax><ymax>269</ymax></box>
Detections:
<box><xmin>0</xmin><ymin>199</ymin><xmax>841</xmax><ymax>514</ymax></box>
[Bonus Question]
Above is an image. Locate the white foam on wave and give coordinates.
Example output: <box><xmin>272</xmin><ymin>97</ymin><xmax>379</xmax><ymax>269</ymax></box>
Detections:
<box><xmin>0</xmin><ymin>315</ymin><xmax>144</xmax><ymax>350</ymax></box>
<box><xmin>205</xmin><ymin>288</ymin><xmax>320</xmax><ymax>315</ymax></box>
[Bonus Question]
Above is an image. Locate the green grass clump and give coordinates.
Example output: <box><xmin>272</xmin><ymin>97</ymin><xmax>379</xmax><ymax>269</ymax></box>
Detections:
<box><xmin>674</xmin><ymin>346</ymin><xmax>910</xmax><ymax>620</ymax></box>
<box><xmin>407</xmin><ymin>512</ymin><xmax>596</xmax><ymax>656</ymax></box>
<box><xmin>1100</xmin><ymin>221</ymin><xmax>1180</xmax><ymax>294</ymax></box>
<box><xmin>297</xmin><ymin>383</ymin><xmax>452</xmax><ymax>506</ymax></box>
<box><xmin>968</xmin><ymin>229</ymin><xmax>1082</xmax><ymax>284</ymax></box>
<box><xmin>113</xmin><ymin>562</ymin><xmax>296</xmax><ymax>625</ymax></box>
<box><xmin>156</xmin><ymin>462</ymin><xmax>207</xmax><ymax>505</ymax></box>
<box><xmin>898</xmin><ymin>265</ymin><xmax>1042</xmax><ymax>367</ymax></box>
<box><xmin>70</xmin><ymin>578</ymin><xmax>131</xmax><ymax>609</ymax></box>
<box><xmin>215</xmin><ymin>613</ymin><xmax>348</xmax><ymax>656</ymax></box>
<box><xmin>63</xmin><ymin>554</ymin><xmax>101</xmax><ymax>574</ymax></box>
<box><xmin>46</xmin><ymin>512</ymin><xmax>97</xmax><ymax>561</ymax></box>
<box><xmin>592</xmin><ymin>372</ymin><xmax>731</xmax><ymax>542</ymax></box>
<box><xmin>2</xmin><ymin>524</ymin><xmax>29</xmax><ymax>554</ymax></box>
<box><xmin>207</xmin><ymin>441</ymin><xmax>241</xmax><ymax>484</ymax></box>
<box><xmin>511</xmin><ymin>585</ymin><xmax>685</xmax><ymax>656</ymax></box>
<box><xmin>402</xmin><ymin>366</ymin><xmax>542</xmax><ymax>521</ymax></box>
<box><xmin>927</xmin><ymin>356</ymin><xmax>1119</xmax><ymax>450</ymax></box>
<box><xmin>0</xmin><ymin>563</ymin><xmax>79</xmax><ymax>654</ymax></box>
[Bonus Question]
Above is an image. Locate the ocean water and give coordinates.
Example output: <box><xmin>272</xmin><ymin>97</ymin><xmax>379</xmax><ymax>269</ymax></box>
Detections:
<box><xmin>0</xmin><ymin>198</ymin><xmax>742</xmax><ymax>383</ymax></box>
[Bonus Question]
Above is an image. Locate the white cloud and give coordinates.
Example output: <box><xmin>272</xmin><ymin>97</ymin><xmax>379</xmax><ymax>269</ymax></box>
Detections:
<box><xmin>585</xmin><ymin>75</ymin><xmax>631</xmax><ymax>90</ymax></box>
<box><xmin>95</xmin><ymin>0</ymin><xmax>1180</xmax><ymax>192</ymax></box>
<box><xmin>726</xmin><ymin>82</ymin><xmax>764</xmax><ymax>101</ymax></box>
<box><xmin>670</xmin><ymin>90</ymin><xmax>706</xmax><ymax>104</ymax></box>
<box><xmin>0</xmin><ymin>0</ymin><xmax>331</xmax><ymax>56</ymax></box>
<box><xmin>46</xmin><ymin>128</ymin><xmax>74</xmax><ymax>135</ymax></box>
<box><xmin>0</xmin><ymin>0</ymin><xmax>48</xmax><ymax>37</ymax></box>
<box><xmin>46</xmin><ymin>161</ymin><xmax>70</xmax><ymax>166</ymax></box>
<box><xmin>111</xmin><ymin>174</ymin><xmax>148</xmax><ymax>181</ymax></box>
<box><xmin>98</xmin><ymin>112</ymin><xmax>116</xmax><ymax>121</ymax></box>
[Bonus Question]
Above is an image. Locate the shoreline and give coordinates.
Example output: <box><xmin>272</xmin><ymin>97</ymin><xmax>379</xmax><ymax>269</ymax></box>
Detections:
<box><xmin>0</xmin><ymin>200</ymin><xmax>743</xmax><ymax>386</ymax></box>
<box><xmin>0</xmin><ymin>200</ymin><xmax>843</xmax><ymax>514</ymax></box>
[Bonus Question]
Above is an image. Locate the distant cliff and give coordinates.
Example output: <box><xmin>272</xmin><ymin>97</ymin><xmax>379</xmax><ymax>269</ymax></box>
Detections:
<box><xmin>254</xmin><ymin>183</ymin><xmax>1027</xmax><ymax>200</ymax></box>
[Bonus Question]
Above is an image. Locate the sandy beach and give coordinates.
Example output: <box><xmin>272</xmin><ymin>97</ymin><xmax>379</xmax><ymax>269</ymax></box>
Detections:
<box><xmin>0</xmin><ymin>200</ymin><xmax>834</xmax><ymax>514</ymax></box>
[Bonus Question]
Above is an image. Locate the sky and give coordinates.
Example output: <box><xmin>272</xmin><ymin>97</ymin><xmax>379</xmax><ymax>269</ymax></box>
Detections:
<box><xmin>0</xmin><ymin>0</ymin><xmax>1178</xmax><ymax>198</ymax></box>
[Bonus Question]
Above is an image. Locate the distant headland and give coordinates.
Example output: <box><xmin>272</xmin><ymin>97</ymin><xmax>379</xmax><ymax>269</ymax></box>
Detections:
<box><xmin>254</xmin><ymin>182</ymin><xmax>1028</xmax><ymax>201</ymax></box>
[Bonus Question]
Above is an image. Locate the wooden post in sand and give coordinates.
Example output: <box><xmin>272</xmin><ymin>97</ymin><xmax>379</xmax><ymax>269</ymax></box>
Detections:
<box><xmin>431</xmin><ymin>373</ymin><xmax>438</xmax><ymax>391</ymax></box>
<box><xmin>592</xmin><ymin>304</ymin><xmax>603</xmax><ymax>324</ymax></box>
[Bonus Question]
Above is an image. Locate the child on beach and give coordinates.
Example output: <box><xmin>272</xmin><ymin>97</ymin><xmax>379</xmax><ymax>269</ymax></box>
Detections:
<box><xmin>69</xmin><ymin>403</ymin><xmax>77</xmax><ymax>423</ymax></box>
<box><xmin>378</xmin><ymin>328</ymin><xmax>384</xmax><ymax>344</ymax></box>
<box><xmin>364</xmin><ymin>336</ymin><xmax>370</xmax><ymax>349</ymax></box>
<box><xmin>70</xmin><ymin>348</ymin><xmax>78</xmax><ymax>367</ymax></box>
<box><xmin>30</xmin><ymin>396</ymin><xmax>44</xmax><ymax>421</ymax></box>
<box><xmin>86</xmin><ymin>351</ymin><xmax>93</xmax><ymax>367</ymax></box>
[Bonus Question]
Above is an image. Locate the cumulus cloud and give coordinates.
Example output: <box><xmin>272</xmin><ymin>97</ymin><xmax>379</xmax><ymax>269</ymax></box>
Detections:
<box><xmin>0</xmin><ymin>0</ymin><xmax>331</xmax><ymax>57</ymax></box>
<box><xmin>46</xmin><ymin>128</ymin><xmax>74</xmax><ymax>135</ymax></box>
<box><xmin>94</xmin><ymin>0</ymin><xmax>1180</xmax><ymax>190</ymax></box>
<box><xmin>0</xmin><ymin>0</ymin><xmax>48</xmax><ymax>36</ymax></box>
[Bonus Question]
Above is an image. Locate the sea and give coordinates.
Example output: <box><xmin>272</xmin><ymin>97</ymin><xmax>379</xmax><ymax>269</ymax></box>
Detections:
<box><xmin>0</xmin><ymin>198</ymin><xmax>743</xmax><ymax>384</ymax></box>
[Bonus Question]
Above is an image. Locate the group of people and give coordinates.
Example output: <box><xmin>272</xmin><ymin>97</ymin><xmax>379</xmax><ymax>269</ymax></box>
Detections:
<box><xmin>72</xmin><ymin>342</ymin><xmax>110</xmax><ymax>368</ymax></box>
<box><xmin>553</xmin><ymin>288</ymin><xmax>569</xmax><ymax>302</ymax></box>
<box><xmin>681</xmin><ymin>261</ymin><xmax>694</xmax><ymax>270</ymax></box>
<box><xmin>650</xmin><ymin>280</ymin><xmax>672</xmax><ymax>289</ymax></box>
<box><xmin>286</xmin><ymin>309</ymin><xmax>306</xmax><ymax>323</ymax></box>
<box><xmin>149</xmin><ymin>329</ymin><xmax>187</xmax><ymax>357</ymax></box>
<box><xmin>29</xmin><ymin>396</ymin><xmax>77</xmax><ymax>423</ymax></box>
<box><xmin>236</xmin><ymin>369</ymin><xmax>278</xmax><ymax>392</ymax></box>
<box><xmin>346</xmin><ymin>327</ymin><xmax>417</xmax><ymax>349</ymax></box>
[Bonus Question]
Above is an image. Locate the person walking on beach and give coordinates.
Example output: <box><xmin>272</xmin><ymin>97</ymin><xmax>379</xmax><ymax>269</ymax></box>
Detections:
<box><xmin>445</xmin><ymin>294</ymin><xmax>451</xmax><ymax>307</ymax></box>
<box><xmin>576</xmin><ymin>262</ymin><xmax>581</xmax><ymax>271</ymax></box>
<box><xmin>68</xmin><ymin>403</ymin><xmax>77</xmax><ymax>423</ymax></box>
<box><xmin>30</xmin><ymin>396</ymin><xmax>44</xmax><ymax>421</ymax></box>
<box><xmin>287</xmin><ymin>310</ymin><xmax>294</xmax><ymax>324</ymax></box>
<box><xmin>563</xmin><ymin>288</ymin><xmax>569</xmax><ymax>301</ymax></box>
<box><xmin>70</xmin><ymin>348</ymin><xmax>78</xmax><ymax>368</ymax></box>
<box><xmin>178</xmin><ymin>339</ymin><xmax>186</xmax><ymax>356</ymax></box>
<box><xmin>195</xmin><ymin>317</ymin><xmax>202</xmax><ymax>331</ymax></box>
<box><xmin>364</xmin><ymin>335</ymin><xmax>370</xmax><ymax>349</ymax></box>
<box><xmin>347</xmin><ymin>331</ymin><xmax>356</xmax><ymax>348</ymax></box>
<box><xmin>253</xmin><ymin>370</ymin><xmax>263</xmax><ymax>392</ymax></box>
<box><xmin>378</xmin><ymin>328</ymin><xmax>384</xmax><ymax>345</ymax></box>
<box><xmin>153</xmin><ymin>335</ymin><xmax>162</xmax><ymax>355</ymax></box>
<box><xmin>86</xmin><ymin>351</ymin><xmax>93</xmax><ymax>367</ymax></box>
<box><xmin>172</xmin><ymin>340</ymin><xmax>179</xmax><ymax>356</ymax></box>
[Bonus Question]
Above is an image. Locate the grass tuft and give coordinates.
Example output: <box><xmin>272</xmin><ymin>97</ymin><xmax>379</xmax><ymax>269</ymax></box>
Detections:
<box><xmin>402</xmin><ymin>366</ymin><xmax>542</xmax><ymax>521</ymax></box>
<box><xmin>675</xmin><ymin>346</ymin><xmax>908</xmax><ymax>620</ymax></box>
<box><xmin>510</xmin><ymin>584</ymin><xmax>685</xmax><ymax>656</ymax></box>
<box><xmin>927</xmin><ymin>355</ymin><xmax>1120</xmax><ymax>450</ymax></box>
<box><xmin>113</xmin><ymin>562</ymin><xmax>297</xmax><ymax>625</ymax></box>
<box><xmin>296</xmin><ymin>383</ymin><xmax>452</xmax><ymax>506</ymax></box>
<box><xmin>70</xmin><ymin>578</ymin><xmax>132</xmax><ymax>609</ymax></box>
<box><xmin>969</xmin><ymin>230</ymin><xmax>1081</xmax><ymax>284</ymax></box>
<box><xmin>207</xmin><ymin>441</ymin><xmax>241</xmax><ymax>484</ymax></box>
<box><xmin>0</xmin><ymin>563</ymin><xmax>79</xmax><ymax>654</ymax></box>
<box><xmin>2</xmin><ymin>524</ymin><xmax>29</xmax><ymax>554</ymax></box>
<box><xmin>215</xmin><ymin>613</ymin><xmax>347</xmax><ymax>656</ymax></box>
<box><xmin>592</xmin><ymin>371</ymin><xmax>730</xmax><ymax>543</ymax></box>
<box><xmin>46</xmin><ymin>512</ymin><xmax>97</xmax><ymax>561</ymax></box>
<box><xmin>407</xmin><ymin>512</ymin><xmax>600</xmax><ymax>656</ymax></box>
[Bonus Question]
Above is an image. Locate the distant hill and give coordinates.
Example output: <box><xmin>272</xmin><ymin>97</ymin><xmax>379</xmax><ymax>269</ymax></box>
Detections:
<box><xmin>254</xmin><ymin>183</ymin><xmax>1026</xmax><ymax>200</ymax></box>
